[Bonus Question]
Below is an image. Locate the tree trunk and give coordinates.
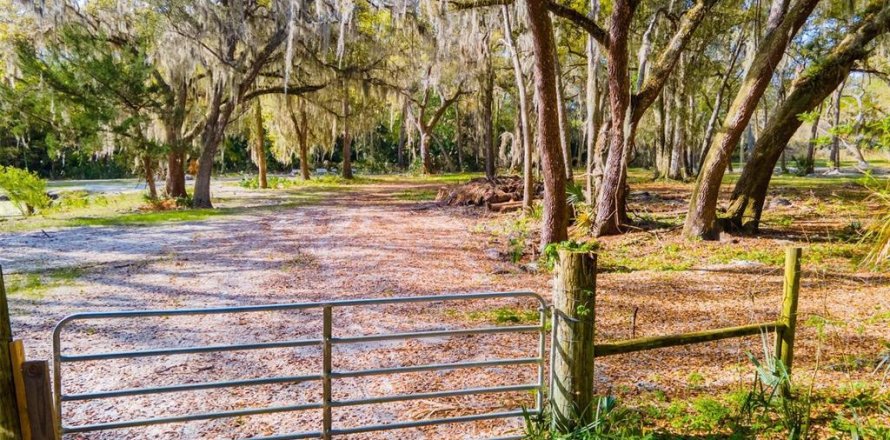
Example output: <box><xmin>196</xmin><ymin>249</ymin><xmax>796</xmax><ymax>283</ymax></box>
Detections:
<box><xmin>455</xmin><ymin>104</ymin><xmax>463</xmax><ymax>172</ymax></box>
<box><xmin>592</xmin><ymin>0</ymin><xmax>634</xmax><ymax>237</ymax></box>
<box><xmin>298</xmin><ymin>107</ymin><xmax>310</xmax><ymax>180</ymax></box>
<box><xmin>804</xmin><ymin>103</ymin><xmax>822</xmax><ymax>174</ymax></box>
<box><xmin>398</xmin><ymin>97</ymin><xmax>408</xmax><ymax>169</ymax></box>
<box><xmin>555</xmin><ymin>53</ymin><xmax>573</xmax><ymax>181</ymax></box>
<box><xmin>830</xmin><ymin>79</ymin><xmax>845</xmax><ymax>172</ymax></box>
<box><xmin>419</xmin><ymin>129</ymin><xmax>434</xmax><ymax>174</ymax></box>
<box><xmin>143</xmin><ymin>155</ymin><xmax>158</xmax><ymax>199</ymax></box>
<box><xmin>253</xmin><ymin>102</ymin><xmax>268</xmax><ymax>189</ymax></box>
<box><xmin>724</xmin><ymin>2</ymin><xmax>890</xmax><ymax>231</ymax></box>
<box><xmin>165</xmin><ymin>150</ymin><xmax>187</xmax><ymax>198</ymax></box>
<box><xmin>503</xmin><ymin>5</ymin><xmax>534</xmax><ymax>208</ymax></box>
<box><xmin>683</xmin><ymin>0</ymin><xmax>819</xmax><ymax>240</ymax></box>
<box><xmin>585</xmin><ymin>0</ymin><xmax>601</xmax><ymax>203</ymax></box>
<box><xmin>342</xmin><ymin>83</ymin><xmax>353</xmax><ymax>179</ymax></box>
<box><xmin>526</xmin><ymin>0</ymin><xmax>569</xmax><ymax>246</ymax></box>
<box><xmin>481</xmin><ymin>51</ymin><xmax>496</xmax><ymax>181</ymax></box>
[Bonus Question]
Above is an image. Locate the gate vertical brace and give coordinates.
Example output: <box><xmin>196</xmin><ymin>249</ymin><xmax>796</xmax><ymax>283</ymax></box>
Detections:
<box><xmin>1</xmin><ymin>266</ymin><xmax>23</xmax><ymax>440</ymax></box>
<box><xmin>776</xmin><ymin>247</ymin><xmax>802</xmax><ymax>396</ymax></box>
<box><xmin>322</xmin><ymin>305</ymin><xmax>333</xmax><ymax>440</ymax></box>
<box><xmin>536</xmin><ymin>304</ymin><xmax>547</xmax><ymax>413</ymax></box>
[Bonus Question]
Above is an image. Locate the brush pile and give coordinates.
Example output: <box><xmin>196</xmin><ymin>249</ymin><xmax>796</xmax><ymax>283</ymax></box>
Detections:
<box><xmin>436</xmin><ymin>176</ymin><xmax>539</xmax><ymax>212</ymax></box>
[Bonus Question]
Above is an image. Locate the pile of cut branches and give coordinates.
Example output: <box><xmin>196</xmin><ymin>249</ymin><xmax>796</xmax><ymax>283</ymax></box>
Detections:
<box><xmin>436</xmin><ymin>176</ymin><xmax>540</xmax><ymax>212</ymax></box>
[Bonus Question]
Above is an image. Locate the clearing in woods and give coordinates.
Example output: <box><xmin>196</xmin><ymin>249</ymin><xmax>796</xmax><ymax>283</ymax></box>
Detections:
<box><xmin>1</xmin><ymin>174</ymin><xmax>888</xmax><ymax>438</ymax></box>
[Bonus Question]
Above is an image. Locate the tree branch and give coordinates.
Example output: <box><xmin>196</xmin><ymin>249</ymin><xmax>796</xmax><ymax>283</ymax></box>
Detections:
<box><xmin>242</xmin><ymin>84</ymin><xmax>328</xmax><ymax>101</ymax></box>
<box><xmin>631</xmin><ymin>0</ymin><xmax>717</xmax><ymax>122</ymax></box>
<box><xmin>546</xmin><ymin>1</ymin><xmax>610</xmax><ymax>48</ymax></box>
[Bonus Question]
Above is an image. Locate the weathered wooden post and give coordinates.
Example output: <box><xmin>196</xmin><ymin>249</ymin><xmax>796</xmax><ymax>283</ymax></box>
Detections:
<box><xmin>0</xmin><ymin>266</ymin><xmax>23</xmax><ymax>440</ymax></box>
<box><xmin>776</xmin><ymin>247</ymin><xmax>801</xmax><ymax>395</ymax></box>
<box><xmin>551</xmin><ymin>249</ymin><xmax>596</xmax><ymax>431</ymax></box>
<box><xmin>21</xmin><ymin>361</ymin><xmax>56</xmax><ymax>440</ymax></box>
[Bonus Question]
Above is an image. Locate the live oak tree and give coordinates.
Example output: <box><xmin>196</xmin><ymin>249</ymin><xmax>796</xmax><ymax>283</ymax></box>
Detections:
<box><xmin>724</xmin><ymin>0</ymin><xmax>890</xmax><ymax>232</ymax></box>
<box><xmin>684</xmin><ymin>0</ymin><xmax>820</xmax><ymax>239</ymax></box>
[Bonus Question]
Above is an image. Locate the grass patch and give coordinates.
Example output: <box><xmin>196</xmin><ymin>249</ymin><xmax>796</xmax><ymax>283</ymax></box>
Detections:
<box><xmin>446</xmin><ymin>306</ymin><xmax>540</xmax><ymax>325</ymax></box>
<box><xmin>392</xmin><ymin>189</ymin><xmax>438</xmax><ymax>201</ymax></box>
<box><xmin>3</xmin><ymin>265</ymin><xmax>87</xmax><ymax>298</ymax></box>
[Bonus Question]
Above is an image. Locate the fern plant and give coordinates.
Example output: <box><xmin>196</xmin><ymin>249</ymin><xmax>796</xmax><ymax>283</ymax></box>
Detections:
<box><xmin>860</xmin><ymin>173</ymin><xmax>890</xmax><ymax>269</ymax></box>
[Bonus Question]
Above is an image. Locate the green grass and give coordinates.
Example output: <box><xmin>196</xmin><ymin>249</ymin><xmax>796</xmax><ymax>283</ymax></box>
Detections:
<box><xmin>392</xmin><ymin>189</ymin><xmax>438</xmax><ymax>201</ymax></box>
<box><xmin>446</xmin><ymin>306</ymin><xmax>540</xmax><ymax>325</ymax></box>
<box><xmin>4</xmin><ymin>265</ymin><xmax>87</xmax><ymax>298</ymax></box>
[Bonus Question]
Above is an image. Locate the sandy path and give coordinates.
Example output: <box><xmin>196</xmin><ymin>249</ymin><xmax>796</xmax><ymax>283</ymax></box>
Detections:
<box><xmin>3</xmin><ymin>183</ymin><xmax>547</xmax><ymax>439</ymax></box>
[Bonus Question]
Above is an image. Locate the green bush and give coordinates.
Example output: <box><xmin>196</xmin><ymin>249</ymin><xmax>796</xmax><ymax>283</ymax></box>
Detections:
<box><xmin>0</xmin><ymin>166</ymin><xmax>51</xmax><ymax>215</ymax></box>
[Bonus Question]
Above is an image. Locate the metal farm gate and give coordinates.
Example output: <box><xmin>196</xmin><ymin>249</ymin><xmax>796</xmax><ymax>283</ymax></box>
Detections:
<box><xmin>51</xmin><ymin>291</ymin><xmax>548</xmax><ymax>440</ymax></box>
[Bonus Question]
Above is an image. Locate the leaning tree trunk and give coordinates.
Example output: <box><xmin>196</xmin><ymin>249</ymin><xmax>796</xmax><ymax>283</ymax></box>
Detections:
<box><xmin>683</xmin><ymin>0</ymin><xmax>819</xmax><ymax>240</ymax></box>
<box><xmin>526</xmin><ymin>0</ymin><xmax>569</xmax><ymax>246</ymax></box>
<box><xmin>725</xmin><ymin>1</ymin><xmax>890</xmax><ymax>231</ymax></box>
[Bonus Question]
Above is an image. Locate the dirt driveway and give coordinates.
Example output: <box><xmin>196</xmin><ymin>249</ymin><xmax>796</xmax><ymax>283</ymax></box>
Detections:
<box><xmin>2</xmin><ymin>182</ymin><xmax>546</xmax><ymax>439</ymax></box>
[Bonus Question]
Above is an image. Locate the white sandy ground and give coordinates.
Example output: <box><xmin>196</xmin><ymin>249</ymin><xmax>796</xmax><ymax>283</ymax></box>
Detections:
<box><xmin>2</xmin><ymin>183</ymin><xmax>548</xmax><ymax>439</ymax></box>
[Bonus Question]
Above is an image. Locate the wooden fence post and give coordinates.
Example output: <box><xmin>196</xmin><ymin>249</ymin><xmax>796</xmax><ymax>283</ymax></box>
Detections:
<box><xmin>0</xmin><ymin>266</ymin><xmax>23</xmax><ymax>440</ymax></box>
<box><xmin>551</xmin><ymin>250</ymin><xmax>596</xmax><ymax>431</ymax></box>
<box><xmin>21</xmin><ymin>361</ymin><xmax>56</xmax><ymax>440</ymax></box>
<box><xmin>777</xmin><ymin>247</ymin><xmax>801</xmax><ymax>393</ymax></box>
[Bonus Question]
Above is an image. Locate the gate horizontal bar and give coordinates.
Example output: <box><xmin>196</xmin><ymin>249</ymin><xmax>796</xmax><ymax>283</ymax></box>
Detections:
<box><xmin>331</xmin><ymin>383</ymin><xmax>538</xmax><ymax>408</ymax></box>
<box><xmin>54</xmin><ymin>291</ymin><xmax>544</xmax><ymax>324</ymax></box>
<box><xmin>334</xmin><ymin>325</ymin><xmax>540</xmax><ymax>344</ymax></box>
<box><xmin>248</xmin><ymin>432</ymin><xmax>323</xmax><ymax>440</ymax></box>
<box><xmin>63</xmin><ymin>402</ymin><xmax>324</xmax><ymax>433</ymax></box>
<box><xmin>594</xmin><ymin>321</ymin><xmax>785</xmax><ymax>357</ymax></box>
<box><xmin>331</xmin><ymin>357</ymin><xmax>541</xmax><ymax>378</ymax></box>
<box><xmin>248</xmin><ymin>430</ymin><xmax>525</xmax><ymax>440</ymax></box>
<box><xmin>330</xmin><ymin>409</ymin><xmax>534</xmax><ymax>435</ymax></box>
<box><xmin>63</xmin><ymin>374</ymin><xmax>323</xmax><ymax>402</ymax></box>
<box><xmin>61</xmin><ymin>338</ymin><xmax>322</xmax><ymax>362</ymax></box>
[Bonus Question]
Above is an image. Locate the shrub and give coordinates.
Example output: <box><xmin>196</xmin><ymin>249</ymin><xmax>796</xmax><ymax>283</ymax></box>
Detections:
<box><xmin>0</xmin><ymin>166</ymin><xmax>51</xmax><ymax>216</ymax></box>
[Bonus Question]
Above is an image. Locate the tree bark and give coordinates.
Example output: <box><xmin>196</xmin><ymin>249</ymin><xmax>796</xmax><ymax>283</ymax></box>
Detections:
<box><xmin>253</xmin><ymin>101</ymin><xmax>268</xmax><ymax>189</ymax></box>
<box><xmin>526</xmin><ymin>0</ymin><xmax>569</xmax><ymax>246</ymax></box>
<box><xmin>724</xmin><ymin>2</ymin><xmax>890</xmax><ymax>231</ymax></box>
<box><xmin>455</xmin><ymin>103</ymin><xmax>463</xmax><ymax>172</ymax></box>
<box><xmin>165</xmin><ymin>150</ymin><xmax>187</xmax><ymax>198</ymax></box>
<box><xmin>592</xmin><ymin>0</ymin><xmax>634</xmax><ymax>236</ymax></box>
<box><xmin>555</xmin><ymin>53</ymin><xmax>573</xmax><ymax>180</ymax></box>
<box><xmin>503</xmin><ymin>5</ymin><xmax>534</xmax><ymax>208</ymax></box>
<box><xmin>593</xmin><ymin>0</ymin><xmax>717</xmax><ymax>236</ymax></box>
<box><xmin>584</xmin><ymin>0</ymin><xmax>601</xmax><ymax>203</ymax></box>
<box><xmin>829</xmin><ymin>79</ymin><xmax>845</xmax><ymax>172</ymax></box>
<box><xmin>804</xmin><ymin>103</ymin><xmax>822</xmax><ymax>174</ymax></box>
<box><xmin>342</xmin><ymin>83</ymin><xmax>353</xmax><ymax>179</ymax></box>
<box><xmin>143</xmin><ymin>155</ymin><xmax>158</xmax><ymax>199</ymax></box>
<box><xmin>298</xmin><ymin>106</ymin><xmax>310</xmax><ymax>181</ymax></box>
<box><xmin>481</xmin><ymin>49</ymin><xmax>496</xmax><ymax>181</ymax></box>
<box><xmin>683</xmin><ymin>0</ymin><xmax>819</xmax><ymax>239</ymax></box>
